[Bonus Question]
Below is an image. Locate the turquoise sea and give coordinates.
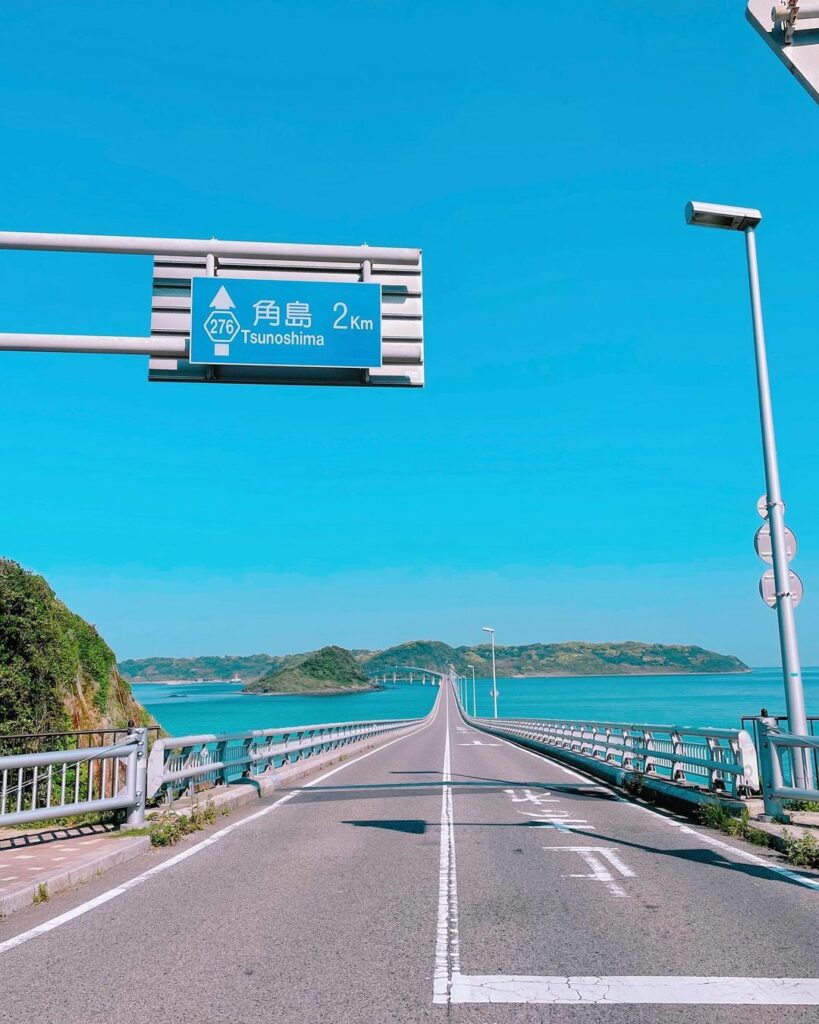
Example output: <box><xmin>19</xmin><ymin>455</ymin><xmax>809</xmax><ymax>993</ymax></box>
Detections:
<box><xmin>134</xmin><ymin>667</ymin><xmax>819</xmax><ymax>737</ymax></box>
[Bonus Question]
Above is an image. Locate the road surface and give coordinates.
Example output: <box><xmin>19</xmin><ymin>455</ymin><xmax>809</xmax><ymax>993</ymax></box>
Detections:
<box><xmin>0</xmin><ymin>683</ymin><xmax>817</xmax><ymax>1023</ymax></box>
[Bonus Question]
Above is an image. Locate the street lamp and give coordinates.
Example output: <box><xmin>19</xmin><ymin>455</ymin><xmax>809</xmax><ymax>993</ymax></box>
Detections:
<box><xmin>686</xmin><ymin>200</ymin><xmax>811</xmax><ymax>787</ymax></box>
<box><xmin>470</xmin><ymin>666</ymin><xmax>477</xmax><ymax>717</ymax></box>
<box><xmin>482</xmin><ymin>626</ymin><xmax>498</xmax><ymax>719</ymax></box>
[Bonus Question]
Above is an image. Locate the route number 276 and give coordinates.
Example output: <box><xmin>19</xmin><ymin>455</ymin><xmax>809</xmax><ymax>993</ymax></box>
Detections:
<box><xmin>332</xmin><ymin>302</ymin><xmax>375</xmax><ymax>331</ymax></box>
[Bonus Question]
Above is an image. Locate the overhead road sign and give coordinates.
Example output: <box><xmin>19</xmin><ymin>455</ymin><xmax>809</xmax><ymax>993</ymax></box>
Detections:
<box><xmin>747</xmin><ymin>1</ymin><xmax>819</xmax><ymax>103</ymax></box>
<box><xmin>0</xmin><ymin>231</ymin><xmax>424</xmax><ymax>388</ymax></box>
<box><xmin>192</xmin><ymin>279</ymin><xmax>382</xmax><ymax>369</ymax></box>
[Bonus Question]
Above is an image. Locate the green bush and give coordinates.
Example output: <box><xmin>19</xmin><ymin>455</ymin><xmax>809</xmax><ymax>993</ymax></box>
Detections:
<box><xmin>783</xmin><ymin>830</ymin><xmax>819</xmax><ymax>868</ymax></box>
<box><xmin>146</xmin><ymin>801</ymin><xmax>216</xmax><ymax>848</ymax></box>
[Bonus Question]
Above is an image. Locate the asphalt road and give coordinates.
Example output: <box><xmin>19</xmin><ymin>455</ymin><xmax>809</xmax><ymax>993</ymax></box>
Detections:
<box><xmin>0</xmin><ymin>683</ymin><xmax>817</xmax><ymax>1024</ymax></box>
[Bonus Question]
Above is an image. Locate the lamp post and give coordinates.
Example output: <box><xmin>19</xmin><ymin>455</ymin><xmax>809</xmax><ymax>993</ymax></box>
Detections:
<box><xmin>686</xmin><ymin>201</ymin><xmax>810</xmax><ymax>787</ymax></box>
<box><xmin>482</xmin><ymin>626</ymin><xmax>498</xmax><ymax>719</ymax></box>
<box><xmin>470</xmin><ymin>666</ymin><xmax>477</xmax><ymax>717</ymax></box>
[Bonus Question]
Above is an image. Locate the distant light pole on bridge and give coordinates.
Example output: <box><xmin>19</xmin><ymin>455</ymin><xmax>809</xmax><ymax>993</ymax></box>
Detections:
<box><xmin>482</xmin><ymin>626</ymin><xmax>498</xmax><ymax>719</ymax></box>
<box><xmin>686</xmin><ymin>200</ymin><xmax>811</xmax><ymax>787</ymax></box>
<box><xmin>470</xmin><ymin>666</ymin><xmax>477</xmax><ymax>717</ymax></box>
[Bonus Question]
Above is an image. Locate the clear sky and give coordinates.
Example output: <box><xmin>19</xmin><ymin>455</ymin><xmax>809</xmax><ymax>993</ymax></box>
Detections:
<box><xmin>2</xmin><ymin>2</ymin><xmax>819</xmax><ymax>666</ymax></box>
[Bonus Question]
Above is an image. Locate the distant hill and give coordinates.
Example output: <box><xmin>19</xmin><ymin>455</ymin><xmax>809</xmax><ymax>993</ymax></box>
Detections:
<box><xmin>244</xmin><ymin>646</ymin><xmax>380</xmax><ymax>695</ymax></box>
<box><xmin>361</xmin><ymin>640</ymin><xmax>465</xmax><ymax>676</ymax></box>
<box><xmin>453</xmin><ymin>641</ymin><xmax>748</xmax><ymax>677</ymax></box>
<box><xmin>360</xmin><ymin>640</ymin><xmax>747</xmax><ymax>677</ymax></box>
<box><xmin>0</xmin><ymin>560</ymin><xmax>151</xmax><ymax>735</ymax></box>
<box><xmin>119</xmin><ymin>653</ymin><xmax>289</xmax><ymax>683</ymax></box>
<box><xmin>120</xmin><ymin>639</ymin><xmax>748</xmax><ymax>688</ymax></box>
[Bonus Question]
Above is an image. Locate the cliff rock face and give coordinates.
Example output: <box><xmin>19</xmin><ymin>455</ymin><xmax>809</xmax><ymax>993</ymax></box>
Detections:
<box><xmin>0</xmin><ymin>560</ymin><xmax>149</xmax><ymax>735</ymax></box>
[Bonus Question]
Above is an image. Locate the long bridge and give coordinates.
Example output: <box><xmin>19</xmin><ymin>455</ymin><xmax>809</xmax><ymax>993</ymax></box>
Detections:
<box><xmin>367</xmin><ymin>664</ymin><xmax>446</xmax><ymax>685</ymax></box>
<box><xmin>0</xmin><ymin>680</ymin><xmax>818</xmax><ymax>1022</ymax></box>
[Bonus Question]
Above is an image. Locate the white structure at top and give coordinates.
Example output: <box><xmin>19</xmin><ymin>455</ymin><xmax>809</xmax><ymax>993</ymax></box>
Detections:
<box><xmin>747</xmin><ymin>0</ymin><xmax>819</xmax><ymax>103</ymax></box>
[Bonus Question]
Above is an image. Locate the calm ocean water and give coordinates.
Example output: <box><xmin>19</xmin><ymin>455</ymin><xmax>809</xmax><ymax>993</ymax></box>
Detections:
<box><xmin>134</xmin><ymin>667</ymin><xmax>819</xmax><ymax>737</ymax></box>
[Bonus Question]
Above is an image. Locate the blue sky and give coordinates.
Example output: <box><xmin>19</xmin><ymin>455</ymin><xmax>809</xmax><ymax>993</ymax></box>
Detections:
<box><xmin>2</xmin><ymin>2</ymin><xmax>819</xmax><ymax>666</ymax></box>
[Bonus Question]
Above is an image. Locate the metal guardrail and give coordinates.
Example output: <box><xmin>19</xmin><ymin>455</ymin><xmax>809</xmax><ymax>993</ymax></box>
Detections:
<box><xmin>742</xmin><ymin>713</ymin><xmax>819</xmax><ymax>783</ymax></box>
<box><xmin>0</xmin><ymin>725</ymin><xmax>161</xmax><ymax>757</ymax></box>
<box><xmin>756</xmin><ymin>718</ymin><xmax>819</xmax><ymax>818</ymax></box>
<box><xmin>465</xmin><ymin>713</ymin><xmax>759</xmax><ymax>797</ymax></box>
<box><xmin>147</xmin><ymin>716</ymin><xmax>425</xmax><ymax>802</ymax></box>
<box><xmin>0</xmin><ymin>729</ymin><xmax>148</xmax><ymax>828</ymax></box>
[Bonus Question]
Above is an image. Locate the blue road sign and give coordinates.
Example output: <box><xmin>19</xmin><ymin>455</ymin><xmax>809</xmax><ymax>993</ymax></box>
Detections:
<box><xmin>190</xmin><ymin>278</ymin><xmax>382</xmax><ymax>368</ymax></box>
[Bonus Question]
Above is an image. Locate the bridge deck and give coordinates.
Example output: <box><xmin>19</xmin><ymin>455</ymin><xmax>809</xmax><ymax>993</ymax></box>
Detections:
<box><xmin>0</xmin><ymin>683</ymin><xmax>817</xmax><ymax>1023</ymax></box>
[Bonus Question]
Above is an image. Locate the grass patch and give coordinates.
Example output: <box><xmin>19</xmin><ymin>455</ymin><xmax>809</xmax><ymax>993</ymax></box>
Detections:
<box><xmin>697</xmin><ymin>802</ymin><xmax>772</xmax><ymax>848</ymax></box>
<box><xmin>32</xmin><ymin>883</ymin><xmax>50</xmax><ymax>905</ymax></box>
<box><xmin>785</xmin><ymin>799</ymin><xmax>819</xmax><ymax>813</ymax></box>
<box><xmin>145</xmin><ymin>800</ymin><xmax>216</xmax><ymax>848</ymax></box>
<box><xmin>782</xmin><ymin>830</ymin><xmax>819</xmax><ymax>868</ymax></box>
<box><xmin>697</xmin><ymin>800</ymin><xmax>819</xmax><ymax>867</ymax></box>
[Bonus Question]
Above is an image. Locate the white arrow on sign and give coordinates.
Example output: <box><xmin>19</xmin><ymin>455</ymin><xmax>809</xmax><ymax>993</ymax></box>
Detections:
<box><xmin>210</xmin><ymin>285</ymin><xmax>235</xmax><ymax>310</ymax></box>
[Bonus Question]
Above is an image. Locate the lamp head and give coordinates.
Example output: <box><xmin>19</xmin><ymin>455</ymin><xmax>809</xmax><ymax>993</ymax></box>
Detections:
<box><xmin>685</xmin><ymin>201</ymin><xmax>762</xmax><ymax>231</ymax></box>
<box><xmin>482</xmin><ymin>626</ymin><xmax>494</xmax><ymax>633</ymax></box>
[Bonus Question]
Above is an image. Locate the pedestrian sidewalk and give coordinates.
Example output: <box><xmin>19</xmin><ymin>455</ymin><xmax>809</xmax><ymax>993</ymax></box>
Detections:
<box><xmin>0</xmin><ymin>822</ymin><xmax>150</xmax><ymax>918</ymax></box>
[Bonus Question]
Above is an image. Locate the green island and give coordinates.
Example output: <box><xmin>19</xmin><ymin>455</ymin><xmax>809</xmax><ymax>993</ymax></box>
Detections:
<box><xmin>243</xmin><ymin>645</ymin><xmax>378</xmax><ymax>695</ymax></box>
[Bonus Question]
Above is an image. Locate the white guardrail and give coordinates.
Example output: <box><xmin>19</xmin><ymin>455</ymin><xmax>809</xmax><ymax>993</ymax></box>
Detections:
<box><xmin>0</xmin><ymin>728</ymin><xmax>149</xmax><ymax>828</ymax></box>
<box><xmin>756</xmin><ymin>718</ymin><xmax>819</xmax><ymax>817</ymax></box>
<box><xmin>463</xmin><ymin>711</ymin><xmax>760</xmax><ymax>798</ymax></box>
<box><xmin>0</xmin><ymin>711</ymin><xmax>429</xmax><ymax>829</ymax></box>
<box><xmin>146</xmin><ymin>715</ymin><xmax>426</xmax><ymax>804</ymax></box>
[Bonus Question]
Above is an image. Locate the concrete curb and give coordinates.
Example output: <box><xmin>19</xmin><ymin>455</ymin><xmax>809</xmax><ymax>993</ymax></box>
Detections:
<box><xmin>0</xmin><ymin>834</ymin><xmax>151</xmax><ymax>919</ymax></box>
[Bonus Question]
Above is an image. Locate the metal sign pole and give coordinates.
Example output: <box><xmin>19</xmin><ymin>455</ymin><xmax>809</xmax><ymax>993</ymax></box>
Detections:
<box><xmin>744</xmin><ymin>227</ymin><xmax>811</xmax><ymax>787</ymax></box>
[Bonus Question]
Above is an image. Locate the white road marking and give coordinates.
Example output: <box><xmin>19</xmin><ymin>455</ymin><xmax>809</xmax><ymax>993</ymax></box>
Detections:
<box><xmin>433</xmin><ymin>692</ymin><xmax>459</xmax><ymax>1002</ymax></box>
<box><xmin>574</xmin><ymin>850</ymin><xmax>628</xmax><ymax>897</ymax></box>
<box><xmin>448</xmin><ymin>974</ymin><xmax>819</xmax><ymax>1004</ymax></box>
<box><xmin>433</xmin><ymin>689</ymin><xmax>819</xmax><ymax>1005</ymax></box>
<box><xmin>547</xmin><ymin>846</ymin><xmax>634</xmax><ymax>898</ymax></box>
<box><xmin>458</xmin><ymin>740</ymin><xmax>499</xmax><ymax>746</ymax></box>
<box><xmin>504</xmin><ymin>788</ymin><xmax>554</xmax><ymax>803</ymax></box>
<box><xmin>0</xmin><ymin>692</ymin><xmax>444</xmax><ymax>956</ymax></box>
<box><xmin>464</xmin><ymin>712</ymin><xmax>819</xmax><ymax>893</ymax></box>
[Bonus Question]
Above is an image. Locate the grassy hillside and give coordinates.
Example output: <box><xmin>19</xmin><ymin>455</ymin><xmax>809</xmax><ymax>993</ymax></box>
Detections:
<box><xmin>361</xmin><ymin>640</ymin><xmax>747</xmax><ymax>677</ymax></box>
<box><xmin>361</xmin><ymin>640</ymin><xmax>468</xmax><ymax>676</ymax></box>
<box><xmin>456</xmin><ymin>641</ymin><xmax>748</xmax><ymax>677</ymax></box>
<box><xmin>0</xmin><ymin>560</ymin><xmax>150</xmax><ymax>735</ymax></box>
<box><xmin>244</xmin><ymin>645</ymin><xmax>379</xmax><ymax>695</ymax></box>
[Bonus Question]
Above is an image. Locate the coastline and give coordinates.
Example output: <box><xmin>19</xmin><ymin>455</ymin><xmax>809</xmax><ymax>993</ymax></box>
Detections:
<box><xmin>505</xmin><ymin>668</ymin><xmax>752</xmax><ymax>679</ymax></box>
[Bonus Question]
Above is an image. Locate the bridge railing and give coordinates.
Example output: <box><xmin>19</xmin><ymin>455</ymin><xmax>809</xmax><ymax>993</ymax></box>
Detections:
<box><xmin>0</xmin><ymin>728</ymin><xmax>148</xmax><ymax>828</ymax></box>
<box><xmin>0</xmin><ymin>725</ymin><xmax>162</xmax><ymax>757</ymax></box>
<box><xmin>147</xmin><ymin>715</ymin><xmax>424</xmax><ymax>803</ymax></box>
<box><xmin>464</xmin><ymin>711</ymin><xmax>759</xmax><ymax>798</ymax></box>
<box><xmin>756</xmin><ymin>719</ymin><xmax>819</xmax><ymax>818</ymax></box>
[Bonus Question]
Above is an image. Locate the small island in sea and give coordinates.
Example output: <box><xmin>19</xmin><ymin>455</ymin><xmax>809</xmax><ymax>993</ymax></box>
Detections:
<box><xmin>242</xmin><ymin>645</ymin><xmax>380</xmax><ymax>696</ymax></box>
